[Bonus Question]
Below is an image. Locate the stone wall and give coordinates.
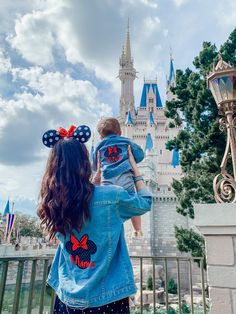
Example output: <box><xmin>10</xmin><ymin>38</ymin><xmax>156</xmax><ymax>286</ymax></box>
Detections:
<box><xmin>0</xmin><ymin>244</ymin><xmax>56</xmax><ymax>285</ymax></box>
<box><xmin>195</xmin><ymin>203</ymin><xmax>236</xmax><ymax>314</ymax></box>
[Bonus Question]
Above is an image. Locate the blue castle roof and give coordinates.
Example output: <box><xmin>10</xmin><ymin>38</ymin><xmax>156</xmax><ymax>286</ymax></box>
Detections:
<box><xmin>140</xmin><ymin>83</ymin><xmax>162</xmax><ymax>108</ymax></box>
<box><xmin>148</xmin><ymin>111</ymin><xmax>155</xmax><ymax>125</ymax></box>
<box><xmin>171</xmin><ymin>148</ymin><xmax>180</xmax><ymax>168</ymax></box>
<box><xmin>125</xmin><ymin>111</ymin><xmax>133</xmax><ymax>125</ymax></box>
<box><xmin>145</xmin><ymin>133</ymin><xmax>154</xmax><ymax>152</ymax></box>
<box><xmin>168</xmin><ymin>59</ymin><xmax>175</xmax><ymax>85</ymax></box>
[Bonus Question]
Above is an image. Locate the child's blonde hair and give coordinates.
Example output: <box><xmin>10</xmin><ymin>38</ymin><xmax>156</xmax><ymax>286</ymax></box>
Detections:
<box><xmin>97</xmin><ymin>117</ymin><xmax>121</xmax><ymax>138</ymax></box>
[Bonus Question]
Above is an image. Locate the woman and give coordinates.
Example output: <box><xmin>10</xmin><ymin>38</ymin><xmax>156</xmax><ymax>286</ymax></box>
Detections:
<box><xmin>37</xmin><ymin>125</ymin><xmax>152</xmax><ymax>314</ymax></box>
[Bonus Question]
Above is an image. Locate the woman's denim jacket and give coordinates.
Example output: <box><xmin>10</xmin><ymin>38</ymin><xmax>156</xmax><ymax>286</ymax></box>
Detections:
<box><xmin>47</xmin><ymin>185</ymin><xmax>152</xmax><ymax>309</ymax></box>
<box><xmin>93</xmin><ymin>134</ymin><xmax>144</xmax><ymax>179</ymax></box>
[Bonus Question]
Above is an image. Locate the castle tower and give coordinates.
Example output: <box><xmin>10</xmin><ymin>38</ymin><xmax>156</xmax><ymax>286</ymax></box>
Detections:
<box><xmin>166</xmin><ymin>49</ymin><xmax>176</xmax><ymax>101</ymax></box>
<box><xmin>119</xmin><ymin>20</ymin><xmax>137</xmax><ymax>126</ymax></box>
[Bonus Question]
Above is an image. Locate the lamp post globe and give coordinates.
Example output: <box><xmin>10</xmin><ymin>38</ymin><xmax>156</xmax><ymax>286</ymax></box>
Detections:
<box><xmin>207</xmin><ymin>54</ymin><xmax>236</xmax><ymax>203</ymax></box>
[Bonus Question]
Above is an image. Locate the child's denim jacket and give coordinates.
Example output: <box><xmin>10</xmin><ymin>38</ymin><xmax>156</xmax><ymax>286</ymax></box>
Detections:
<box><xmin>47</xmin><ymin>185</ymin><xmax>152</xmax><ymax>309</ymax></box>
<box><xmin>93</xmin><ymin>134</ymin><xmax>144</xmax><ymax>179</ymax></box>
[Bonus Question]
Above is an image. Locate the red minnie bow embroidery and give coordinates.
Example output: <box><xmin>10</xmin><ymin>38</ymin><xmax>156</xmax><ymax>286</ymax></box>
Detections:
<box><xmin>58</xmin><ymin>125</ymin><xmax>77</xmax><ymax>138</ymax></box>
<box><xmin>107</xmin><ymin>145</ymin><xmax>118</xmax><ymax>154</ymax></box>
<box><xmin>71</xmin><ymin>234</ymin><xmax>88</xmax><ymax>251</ymax></box>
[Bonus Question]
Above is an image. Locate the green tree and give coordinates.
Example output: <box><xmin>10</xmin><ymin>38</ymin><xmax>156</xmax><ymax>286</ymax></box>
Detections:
<box><xmin>165</xmin><ymin>28</ymin><xmax>236</xmax><ymax>257</ymax></box>
<box><xmin>147</xmin><ymin>275</ymin><xmax>153</xmax><ymax>290</ymax></box>
<box><xmin>14</xmin><ymin>212</ymin><xmax>43</xmax><ymax>238</ymax></box>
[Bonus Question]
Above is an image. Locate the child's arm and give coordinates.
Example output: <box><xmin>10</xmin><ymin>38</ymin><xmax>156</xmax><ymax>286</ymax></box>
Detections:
<box><xmin>118</xmin><ymin>146</ymin><xmax>152</xmax><ymax>221</ymax></box>
<box><xmin>130</xmin><ymin>141</ymin><xmax>145</xmax><ymax>163</ymax></box>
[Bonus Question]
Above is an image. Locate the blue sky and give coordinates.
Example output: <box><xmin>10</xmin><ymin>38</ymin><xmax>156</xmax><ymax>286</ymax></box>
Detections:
<box><xmin>0</xmin><ymin>0</ymin><xmax>235</xmax><ymax>215</ymax></box>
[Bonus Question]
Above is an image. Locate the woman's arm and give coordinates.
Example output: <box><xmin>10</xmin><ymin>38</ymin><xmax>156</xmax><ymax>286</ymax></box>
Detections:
<box><xmin>117</xmin><ymin>146</ymin><xmax>153</xmax><ymax>221</ymax></box>
<box><xmin>130</xmin><ymin>142</ymin><xmax>145</xmax><ymax>164</ymax></box>
<box><xmin>128</xmin><ymin>145</ymin><xmax>145</xmax><ymax>191</ymax></box>
<box><xmin>92</xmin><ymin>151</ymin><xmax>101</xmax><ymax>185</ymax></box>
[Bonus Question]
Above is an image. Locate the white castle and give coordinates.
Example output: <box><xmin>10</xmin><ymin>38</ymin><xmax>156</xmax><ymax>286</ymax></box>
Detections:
<box><xmin>118</xmin><ymin>24</ymin><xmax>189</xmax><ymax>257</ymax></box>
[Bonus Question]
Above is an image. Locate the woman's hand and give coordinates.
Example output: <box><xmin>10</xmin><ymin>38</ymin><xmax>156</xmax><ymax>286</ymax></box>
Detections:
<box><xmin>92</xmin><ymin>151</ymin><xmax>101</xmax><ymax>185</ymax></box>
<box><xmin>128</xmin><ymin>145</ymin><xmax>140</xmax><ymax>177</ymax></box>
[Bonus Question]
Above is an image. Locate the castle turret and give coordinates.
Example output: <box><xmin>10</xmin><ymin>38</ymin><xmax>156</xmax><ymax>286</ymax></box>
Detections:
<box><xmin>145</xmin><ymin>132</ymin><xmax>154</xmax><ymax>152</ymax></box>
<box><xmin>171</xmin><ymin>148</ymin><xmax>180</xmax><ymax>168</ymax></box>
<box><xmin>166</xmin><ymin>50</ymin><xmax>176</xmax><ymax>101</ymax></box>
<box><xmin>148</xmin><ymin>110</ymin><xmax>155</xmax><ymax>126</ymax></box>
<box><xmin>125</xmin><ymin>111</ymin><xmax>134</xmax><ymax>126</ymax></box>
<box><xmin>119</xmin><ymin>20</ymin><xmax>136</xmax><ymax>125</ymax></box>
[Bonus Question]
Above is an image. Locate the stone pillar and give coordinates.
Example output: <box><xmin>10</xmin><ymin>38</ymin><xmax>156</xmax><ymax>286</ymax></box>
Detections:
<box><xmin>194</xmin><ymin>203</ymin><xmax>236</xmax><ymax>314</ymax></box>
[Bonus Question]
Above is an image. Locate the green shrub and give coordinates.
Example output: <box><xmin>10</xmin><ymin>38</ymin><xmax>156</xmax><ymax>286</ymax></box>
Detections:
<box><xmin>167</xmin><ymin>278</ymin><xmax>177</xmax><ymax>294</ymax></box>
<box><xmin>147</xmin><ymin>275</ymin><xmax>153</xmax><ymax>290</ymax></box>
<box><xmin>182</xmin><ymin>303</ymin><xmax>190</xmax><ymax>314</ymax></box>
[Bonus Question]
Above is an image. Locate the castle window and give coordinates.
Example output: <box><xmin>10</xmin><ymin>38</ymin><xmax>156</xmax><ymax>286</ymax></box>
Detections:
<box><xmin>160</xmin><ymin>149</ymin><xmax>162</xmax><ymax>155</ymax></box>
<box><xmin>168</xmin><ymin>187</ymin><xmax>171</xmax><ymax>191</ymax></box>
<box><xmin>157</xmin><ymin>188</ymin><xmax>160</xmax><ymax>191</ymax></box>
<box><xmin>149</xmin><ymin>98</ymin><xmax>154</xmax><ymax>104</ymax></box>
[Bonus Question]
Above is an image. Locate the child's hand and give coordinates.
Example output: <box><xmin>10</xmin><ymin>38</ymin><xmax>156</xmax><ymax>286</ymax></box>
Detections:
<box><xmin>128</xmin><ymin>145</ymin><xmax>140</xmax><ymax>176</ymax></box>
<box><xmin>92</xmin><ymin>151</ymin><xmax>101</xmax><ymax>185</ymax></box>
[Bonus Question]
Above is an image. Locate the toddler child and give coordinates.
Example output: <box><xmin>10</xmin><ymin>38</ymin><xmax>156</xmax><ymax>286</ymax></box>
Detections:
<box><xmin>93</xmin><ymin>117</ymin><xmax>145</xmax><ymax>237</ymax></box>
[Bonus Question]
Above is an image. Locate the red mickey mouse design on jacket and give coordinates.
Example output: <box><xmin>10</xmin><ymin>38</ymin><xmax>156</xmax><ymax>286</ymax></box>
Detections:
<box><xmin>104</xmin><ymin>145</ymin><xmax>122</xmax><ymax>163</ymax></box>
<box><xmin>65</xmin><ymin>233</ymin><xmax>97</xmax><ymax>269</ymax></box>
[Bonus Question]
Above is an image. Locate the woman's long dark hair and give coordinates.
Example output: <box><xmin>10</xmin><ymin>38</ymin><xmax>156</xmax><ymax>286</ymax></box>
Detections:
<box><xmin>37</xmin><ymin>138</ymin><xmax>94</xmax><ymax>239</ymax></box>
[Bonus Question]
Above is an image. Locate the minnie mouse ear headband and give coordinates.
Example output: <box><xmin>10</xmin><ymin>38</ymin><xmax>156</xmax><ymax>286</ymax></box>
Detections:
<box><xmin>42</xmin><ymin>125</ymin><xmax>91</xmax><ymax>148</ymax></box>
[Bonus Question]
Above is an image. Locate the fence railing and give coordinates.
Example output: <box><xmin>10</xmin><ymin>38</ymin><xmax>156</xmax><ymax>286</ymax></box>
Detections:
<box><xmin>0</xmin><ymin>255</ymin><xmax>207</xmax><ymax>314</ymax></box>
<box><xmin>130</xmin><ymin>255</ymin><xmax>207</xmax><ymax>314</ymax></box>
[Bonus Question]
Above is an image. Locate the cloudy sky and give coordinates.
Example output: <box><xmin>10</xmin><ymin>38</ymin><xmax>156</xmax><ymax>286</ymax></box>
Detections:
<box><xmin>0</xmin><ymin>0</ymin><xmax>235</xmax><ymax>215</ymax></box>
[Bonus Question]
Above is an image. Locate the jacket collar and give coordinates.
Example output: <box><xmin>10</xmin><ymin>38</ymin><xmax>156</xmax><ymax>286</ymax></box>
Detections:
<box><xmin>104</xmin><ymin>134</ymin><xmax>119</xmax><ymax>139</ymax></box>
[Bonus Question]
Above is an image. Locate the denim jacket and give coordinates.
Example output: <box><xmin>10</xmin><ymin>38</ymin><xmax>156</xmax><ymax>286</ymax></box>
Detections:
<box><xmin>93</xmin><ymin>134</ymin><xmax>144</xmax><ymax>179</ymax></box>
<box><xmin>47</xmin><ymin>185</ymin><xmax>152</xmax><ymax>309</ymax></box>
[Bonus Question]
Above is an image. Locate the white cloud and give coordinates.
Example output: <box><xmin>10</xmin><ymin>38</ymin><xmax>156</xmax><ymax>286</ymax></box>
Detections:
<box><xmin>7</xmin><ymin>0</ymin><xmax>164</xmax><ymax>96</ymax></box>
<box><xmin>143</xmin><ymin>16</ymin><xmax>161</xmax><ymax>35</ymax></box>
<box><xmin>172</xmin><ymin>0</ymin><xmax>189</xmax><ymax>7</ymax></box>
<box><xmin>163</xmin><ymin>29</ymin><xmax>169</xmax><ymax>37</ymax></box>
<box><xmin>0</xmin><ymin>64</ymin><xmax>112</xmax><ymax>166</ymax></box>
<box><xmin>0</xmin><ymin>49</ymin><xmax>11</xmax><ymax>73</ymax></box>
<box><xmin>122</xmin><ymin>0</ymin><xmax>158</xmax><ymax>9</ymax></box>
<box><xmin>9</xmin><ymin>11</ymin><xmax>56</xmax><ymax>66</ymax></box>
<box><xmin>214</xmin><ymin>2</ymin><xmax>236</xmax><ymax>27</ymax></box>
<box><xmin>0</xmin><ymin>0</ymin><xmax>234</xmax><ymax>209</ymax></box>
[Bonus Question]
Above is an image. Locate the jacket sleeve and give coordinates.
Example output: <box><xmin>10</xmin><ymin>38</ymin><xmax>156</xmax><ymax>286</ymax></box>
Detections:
<box><xmin>118</xmin><ymin>187</ymin><xmax>153</xmax><ymax>222</ymax></box>
<box><xmin>130</xmin><ymin>142</ymin><xmax>145</xmax><ymax>163</ymax></box>
<box><xmin>92</xmin><ymin>147</ymin><xmax>98</xmax><ymax>171</ymax></box>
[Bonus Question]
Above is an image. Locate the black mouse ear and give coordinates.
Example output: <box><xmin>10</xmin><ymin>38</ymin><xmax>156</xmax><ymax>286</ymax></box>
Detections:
<box><xmin>73</xmin><ymin>125</ymin><xmax>91</xmax><ymax>143</ymax></box>
<box><xmin>88</xmin><ymin>240</ymin><xmax>97</xmax><ymax>254</ymax></box>
<box><xmin>42</xmin><ymin>129</ymin><xmax>61</xmax><ymax>148</ymax></box>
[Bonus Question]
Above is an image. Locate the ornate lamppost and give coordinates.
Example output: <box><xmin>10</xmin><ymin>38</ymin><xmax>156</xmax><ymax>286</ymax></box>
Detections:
<box><xmin>207</xmin><ymin>54</ymin><xmax>236</xmax><ymax>203</ymax></box>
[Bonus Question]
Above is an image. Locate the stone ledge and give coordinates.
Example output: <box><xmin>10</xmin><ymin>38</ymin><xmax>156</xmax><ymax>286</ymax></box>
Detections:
<box><xmin>209</xmin><ymin>287</ymin><xmax>233</xmax><ymax>314</ymax></box>
<box><xmin>194</xmin><ymin>203</ymin><xmax>236</xmax><ymax>235</ymax></box>
<box><xmin>208</xmin><ymin>265</ymin><xmax>236</xmax><ymax>288</ymax></box>
<box><xmin>205</xmin><ymin>236</ymin><xmax>234</xmax><ymax>266</ymax></box>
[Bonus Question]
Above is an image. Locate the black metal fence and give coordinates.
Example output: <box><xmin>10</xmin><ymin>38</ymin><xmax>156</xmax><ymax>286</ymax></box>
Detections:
<box><xmin>0</xmin><ymin>255</ymin><xmax>207</xmax><ymax>313</ymax></box>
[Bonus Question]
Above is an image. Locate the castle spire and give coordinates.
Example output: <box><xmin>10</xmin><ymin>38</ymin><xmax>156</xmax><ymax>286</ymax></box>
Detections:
<box><xmin>125</xmin><ymin>18</ymin><xmax>132</xmax><ymax>63</ymax></box>
<box><xmin>119</xmin><ymin>19</ymin><xmax>136</xmax><ymax>123</ymax></box>
<box><xmin>168</xmin><ymin>47</ymin><xmax>175</xmax><ymax>86</ymax></box>
<box><xmin>166</xmin><ymin>47</ymin><xmax>176</xmax><ymax>101</ymax></box>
